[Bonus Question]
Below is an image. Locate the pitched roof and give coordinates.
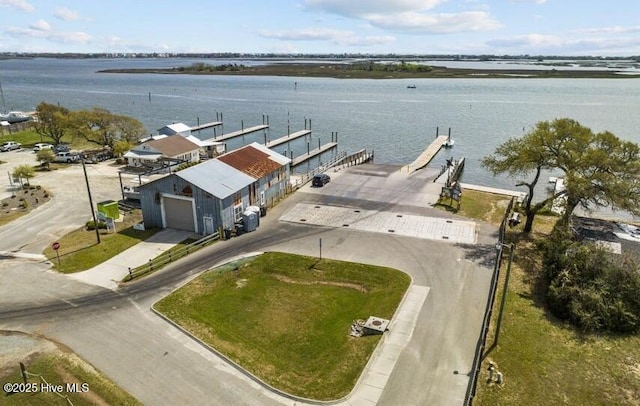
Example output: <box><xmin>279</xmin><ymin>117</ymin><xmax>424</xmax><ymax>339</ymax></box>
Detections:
<box><xmin>176</xmin><ymin>159</ymin><xmax>255</xmax><ymax>199</ymax></box>
<box><xmin>217</xmin><ymin>142</ymin><xmax>290</xmax><ymax>179</ymax></box>
<box><xmin>145</xmin><ymin>136</ymin><xmax>199</xmax><ymax>157</ymax></box>
<box><xmin>158</xmin><ymin>122</ymin><xmax>192</xmax><ymax>135</ymax></box>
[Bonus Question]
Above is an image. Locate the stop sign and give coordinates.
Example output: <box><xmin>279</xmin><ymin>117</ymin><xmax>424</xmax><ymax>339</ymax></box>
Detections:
<box><xmin>52</xmin><ymin>241</ymin><xmax>61</xmax><ymax>251</ymax></box>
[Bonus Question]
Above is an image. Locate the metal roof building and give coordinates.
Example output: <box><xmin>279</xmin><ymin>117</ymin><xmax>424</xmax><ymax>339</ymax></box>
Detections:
<box><xmin>139</xmin><ymin>142</ymin><xmax>291</xmax><ymax>234</ymax></box>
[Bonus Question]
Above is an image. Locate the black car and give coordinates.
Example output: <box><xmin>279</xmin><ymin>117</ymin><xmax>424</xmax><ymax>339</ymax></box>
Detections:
<box><xmin>312</xmin><ymin>173</ymin><xmax>331</xmax><ymax>187</ymax></box>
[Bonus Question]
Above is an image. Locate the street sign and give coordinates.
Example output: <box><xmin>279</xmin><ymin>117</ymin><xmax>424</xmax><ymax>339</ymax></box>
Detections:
<box><xmin>52</xmin><ymin>241</ymin><xmax>61</xmax><ymax>251</ymax></box>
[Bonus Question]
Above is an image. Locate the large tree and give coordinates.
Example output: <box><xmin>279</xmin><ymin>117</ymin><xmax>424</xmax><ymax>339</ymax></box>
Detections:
<box><xmin>33</xmin><ymin>102</ymin><xmax>72</xmax><ymax>145</ymax></box>
<box><xmin>482</xmin><ymin>118</ymin><xmax>640</xmax><ymax>232</ymax></box>
<box><xmin>72</xmin><ymin>107</ymin><xmax>145</xmax><ymax>148</ymax></box>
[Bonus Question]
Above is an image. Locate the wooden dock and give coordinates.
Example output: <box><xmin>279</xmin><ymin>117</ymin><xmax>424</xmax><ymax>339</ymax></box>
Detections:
<box><xmin>191</xmin><ymin>121</ymin><xmax>222</xmax><ymax>132</ymax></box>
<box><xmin>291</xmin><ymin>142</ymin><xmax>338</xmax><ymax>167</ymax></box>
<box><xmin>265</xmin><ymin>129</ymin><xmax>311</xmax><ymax>149</ymax></box>
<box><xmin>401</xmin><ymin>135</ymin><xmax>448</xmax><ymax>173</ymax></box>
<box><xmin>214</xmin><ymin>125</ymin><xmax>269</xmax><ymax>142</ymax></box>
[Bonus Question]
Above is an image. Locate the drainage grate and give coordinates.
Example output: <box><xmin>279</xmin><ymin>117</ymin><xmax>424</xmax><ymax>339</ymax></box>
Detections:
<box><xmin>446</xmin><ymin>220</ymin><xmax>453</xmax><ymax>223</ymax></box>
<box><xmin>442</xmin><ymin>236</ymin><xmax>449</xmax><ymax>239</ymax></box>
<box><xmin>343</xmin><ymin>224</ymin><xmax>349</xmax><ymax>227</ymax></box>
<box><xmin>314</xmin><ymin>206</ymin><xmax>321</xmax><ymax>209</ymax></box>
<box><xmin>388</xmin><ymin>229</ymin><xmax>395</xmax><ymax>233</ymax></box>
<box><xmin>397</xmin><ymin>214</ymin><xmax>403</xmax><ymax>218</ymax></box>
<box><xmin>354</xmin><ymin>210</ymin><xmax>361</xmax><ymax>213</ymax></box>
<box><xmin>300</xmin><ymin>219</ymin><xmax>307</xmax><ymax>222</ymax></box>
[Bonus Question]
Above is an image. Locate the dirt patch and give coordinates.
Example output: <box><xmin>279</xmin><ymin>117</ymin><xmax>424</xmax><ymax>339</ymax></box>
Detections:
<box><xmin>0</xmin><ymin>331</ymin><xmax>56</xmax><ymax>379</ymax></box>
<box><xmin>271</xmin><ymin>274</ymin><xmax>369</xmax><ymax>293</ymax></box>
<box><xmin>0</xmin><ymin>186</ymin><xmax>51</xmax><ymax>220</ymax></box>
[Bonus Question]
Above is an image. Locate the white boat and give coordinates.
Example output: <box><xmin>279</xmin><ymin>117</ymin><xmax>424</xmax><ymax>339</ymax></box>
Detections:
<box><xmin>0</xmin><ymin>111</ymin><xmax>31</xmax><ymax>124</ymax></box>
<box><xmin>0</xmin><ymin>81</ymin><xmax>32</xmax><ymax>124</ymax></box>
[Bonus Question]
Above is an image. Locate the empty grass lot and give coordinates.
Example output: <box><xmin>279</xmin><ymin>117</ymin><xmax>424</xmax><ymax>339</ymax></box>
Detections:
<box><xmin>154</xmin><ymin>252</ymin><xmax>411</xmax><ymax>400</ymax></box>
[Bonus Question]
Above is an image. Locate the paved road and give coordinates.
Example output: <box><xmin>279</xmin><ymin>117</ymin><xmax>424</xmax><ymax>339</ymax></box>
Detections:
<box><xmin>1</xmin><ymin>162</ymin><xmax>498</xmax><ymax>405</ymax></box>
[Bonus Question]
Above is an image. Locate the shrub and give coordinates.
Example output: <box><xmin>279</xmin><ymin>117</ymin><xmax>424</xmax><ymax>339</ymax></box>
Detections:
<box><xmin>541</xmin><ymin>229</ymin><xmax>640</xmax><ymax>333</ymax></box>
<box><xmin>86</xmin><ymin>220</ymin><xmax>107</xmax><ymax>230</ymax></box>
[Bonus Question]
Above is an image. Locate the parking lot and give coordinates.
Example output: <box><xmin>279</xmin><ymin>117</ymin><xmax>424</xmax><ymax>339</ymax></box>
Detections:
<box><xmin>0</xmin><ymin>148</ymin><xmax>124</xmax><ymax>254</ymax></box>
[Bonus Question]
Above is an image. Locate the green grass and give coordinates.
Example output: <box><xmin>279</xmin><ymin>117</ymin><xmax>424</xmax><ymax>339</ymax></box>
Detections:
<box><xmin>0</xmin><ymin>128</ymin><xmax>97</xmax><ymax>150</ymax></box>
<box><xmin>43</xmin><ymin>211</ymin><xmax>157</xmax><ymax>273</ymax></box>
<box><xmin>475</xmin><ymin>229</ymin><xmax>640</xmax><ymax>405</ymax></box>
<box><xmin>154</xmin><ymin>252</ymin><xmax>411</xmax><ymax>400</ymax></box>
<box><xmin>1</xmin><ymin>350</ymin><xmax>140</xmax><ymax>405</ymax></box>
<box><xmin>435</xmin><ymin>189</ymin><xmax>512</xmax><ymax>224</ymax></box>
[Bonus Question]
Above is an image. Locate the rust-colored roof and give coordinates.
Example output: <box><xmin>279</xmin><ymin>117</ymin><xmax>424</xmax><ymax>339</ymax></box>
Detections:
<box><xmin>218</xmin><ymin>145</ymin><xmax>283</xmax><ymax>178</ymax></box>
<box><xmin>146</xmin><ymin>136</ymin><xmax>199</xmax><ymax>157</ymax></box>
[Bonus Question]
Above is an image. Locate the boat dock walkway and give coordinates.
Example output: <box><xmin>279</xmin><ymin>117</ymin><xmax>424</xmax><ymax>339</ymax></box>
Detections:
<box><xmin>459</xmin><ymin>183</ymin><xmax>527</xmax><ymax>202</ymax></box>
<box><xmin>265</xmin><ymin>129</ymin><xmax>311</xmax><ymax>149</ymax></box>
<box><xmin>291</xmin><ymin>142</ymin><xmax>338</xmax><ymax>167</ymax></box>
<box><xmin>214</xmin><ymin>125</ymin><xmax>269</xmax><ymax>142</ymax></box>
<box><xmin>401</xmin><ymin>135</ymin><xmax>449</xmax><ymax>173</ymax></box>
<box><xmin>191</xmin><ymin>121</ymin><xmax>222</xmax><ymax>132</ymax></box>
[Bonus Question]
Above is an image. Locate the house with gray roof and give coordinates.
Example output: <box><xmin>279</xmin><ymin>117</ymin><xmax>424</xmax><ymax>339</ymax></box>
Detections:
<box><xmin>138</xmin><ymin>142</ymin><xmax>291</xmax><ymax>234</ymax></box>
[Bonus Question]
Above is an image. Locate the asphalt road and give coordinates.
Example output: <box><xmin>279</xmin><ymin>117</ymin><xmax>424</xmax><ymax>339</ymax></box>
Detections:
<box><xmin>0</xmin><ymin>160</ymin><xmax>498</xmax><ymax>405</ymax></box>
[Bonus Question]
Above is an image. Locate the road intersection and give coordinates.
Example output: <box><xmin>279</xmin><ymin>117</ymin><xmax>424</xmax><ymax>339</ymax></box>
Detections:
<box><xmin>0</xmin><ymin>155</ymin><xmax>499</xmax><ymax>405</ymax></box>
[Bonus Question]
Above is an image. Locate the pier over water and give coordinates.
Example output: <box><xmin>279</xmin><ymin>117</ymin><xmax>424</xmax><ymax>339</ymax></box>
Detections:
<box><xmin>401</xmin><ymin>135</ymin><xmax>449</xmax><ymax>173</ymax></box>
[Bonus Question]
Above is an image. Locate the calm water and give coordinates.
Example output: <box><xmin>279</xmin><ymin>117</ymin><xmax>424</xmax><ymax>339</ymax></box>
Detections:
<box><xmin>2</xmin><ymin>58</ymin><xmax>640</xmax><ymax>191</ymax></box>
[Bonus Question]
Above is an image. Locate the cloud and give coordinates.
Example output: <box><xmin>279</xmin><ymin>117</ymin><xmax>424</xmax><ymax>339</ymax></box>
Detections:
<box><xmin>30</xmin><ymin>19</ymin><xmax>51</xmax><ymax>31</ymax></box>
<box><xmin>575</xmin><ymin>25</ymin><xmax>640</xmax><ymax>35</ymax></box>
<box><xmin>508</xmin><ymin>0</ymin><xmax>549</xmax><ymax>4</ymax></box>
<box><xmin>259</xmin><ymin>28</ymin><xmax>394</xmax><ymax>47</ymax></box>
<box><xmin>487</xmin><ymin>33</ymin><xmax>640</xmax><ymax>54</ymax></box>
<box><xmin>0</xmin><ymin>0</ymin><xmax>33</xmax><ymax>12</ymax></box>
<box><xmin>303</xmin><ymin>0</ymin><xmax>500</xmax><ymax>35</ymax></box>
<box><xmin>5</xmin><ymin>21</ymin><xmax>91</xmax><ymax>44</ymax></box>
<box><xmin>54</xmin><ymin>7</ymin><xmax>80</xmax><ymax>21</ymax></box>
<box><xmin>303</xmin><ymin>0</ymin><xmax>444</xmax><ymax>17</ymax></box>
<box><xmin>368</xmin><ymin>11</ymin><xmax>501</xmax><ymax>34</ymax></box>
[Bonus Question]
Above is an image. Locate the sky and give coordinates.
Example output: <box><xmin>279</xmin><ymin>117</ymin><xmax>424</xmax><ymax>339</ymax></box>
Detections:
<box><xmin>0</xmin><ymin>0</ymin><xmax>639</xmax><ymax>56</ymax></box>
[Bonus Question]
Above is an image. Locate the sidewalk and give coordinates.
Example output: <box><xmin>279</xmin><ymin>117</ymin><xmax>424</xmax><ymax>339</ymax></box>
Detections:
<box><xmin>69</xmin><ymin>228</ymin><xmax>194</xmax><ymax>290</ymax></box>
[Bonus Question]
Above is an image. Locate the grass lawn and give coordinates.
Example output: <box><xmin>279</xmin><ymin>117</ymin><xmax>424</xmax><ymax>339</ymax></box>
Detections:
<box><xmin>154</xmin><ymin>252</ymin><xmax>411</xmax><ymax>400</ymax></box>
<box><xmin>471</xmin><ymin>210</ymin><xmax>640</xmax><ymax>404</ymax></box>
<box><xmin>435</xmin><ymin>189</ymin><xmax>512</xmax><ymax>224</ymax></box>
<box><xmin>0</xmin><ymin>128</ymin><xmax>97</xmax><ymax>150</ymax></box>
<box><xmin>43</xmin><ymin>210</ymin><xmax>157</xmax><ymax>273</ymax></box>
<box><xmin>2</xmin><ymin>347</ymin><xmax>140</xmax><ymax>405</ymax></box>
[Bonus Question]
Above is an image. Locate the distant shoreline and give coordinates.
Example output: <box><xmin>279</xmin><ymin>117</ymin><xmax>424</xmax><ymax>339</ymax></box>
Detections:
<box><xmin>98</xmin><ymin>63</ymin><xmax>640</xmax><ymax>79</ymax></box>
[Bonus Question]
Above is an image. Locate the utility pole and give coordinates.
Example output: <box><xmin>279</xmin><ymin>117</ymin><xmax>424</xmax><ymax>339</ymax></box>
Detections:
<box><xmin>82</xmin><ymin>159</ymin><xmax>100</xmax><ymax>244</ymax></box>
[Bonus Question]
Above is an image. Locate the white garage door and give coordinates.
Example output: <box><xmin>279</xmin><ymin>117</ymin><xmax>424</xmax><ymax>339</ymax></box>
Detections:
<box><xmin>163</xmin><ymin>196</ymin><xmax>196</xmax><ymax>232</ymax></box>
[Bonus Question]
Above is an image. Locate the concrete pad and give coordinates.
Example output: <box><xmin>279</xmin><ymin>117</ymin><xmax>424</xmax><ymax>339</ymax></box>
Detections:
<box><xmin>69</xmin><ymin>228</ymin><xmax>194</xmax><ymax>290</ymax></box>
<box><xmin>345</xmin><ymin>285</ymin><xmax>430</xmax><ymax>405</ymax></box>
<box><xmin>280</xmin><ymin>203</ymin><xmax>476</xmax><ymax>244</ymax></box>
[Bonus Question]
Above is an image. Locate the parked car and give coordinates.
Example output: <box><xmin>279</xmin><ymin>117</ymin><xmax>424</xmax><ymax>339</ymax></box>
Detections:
<box><xmin>312</xmin><ymin>173</ymin><xmax>331</xmax><ymax>187</ymax></box>
<box><xmin>33</xmin><ymin>143</ymin><xmax>54</xmax><ymax>152</ymax></box>
<box><xmin>0</xmin><ymin>141</ymin><xmax>22</xmax><ymax>152</ymax></box>
<box><xmin>54</xmin><ymin>144</ymin><xmax>70</xmax><ymax>153</ymax></box>
<box><xmin>54</xmin><ymin>151</ymin><xmax>81</xmax><ymax>163</ymax></box>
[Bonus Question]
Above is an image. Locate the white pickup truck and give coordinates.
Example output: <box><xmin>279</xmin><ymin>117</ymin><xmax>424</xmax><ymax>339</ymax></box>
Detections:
<box><xmin>54</xmin><ymin>151</ymin><xmax>81</xmax><ymax>163</ymax></box>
